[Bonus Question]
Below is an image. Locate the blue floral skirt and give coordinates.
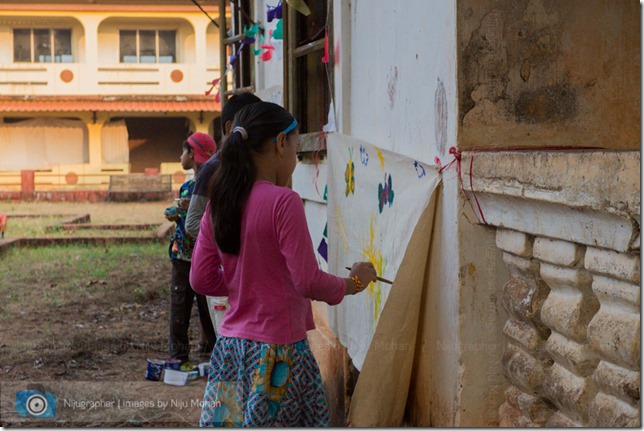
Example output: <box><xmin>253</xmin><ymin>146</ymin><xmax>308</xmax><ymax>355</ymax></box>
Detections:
<box><xmin>199</xmin><ymin>335</ymin><xmax>331</xmax><ymax>427</ymax></box>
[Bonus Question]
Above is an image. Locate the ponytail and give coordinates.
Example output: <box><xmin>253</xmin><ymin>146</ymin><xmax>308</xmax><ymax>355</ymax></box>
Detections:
<box><xmin>209</xmin><ymin>130</ymin><xmax>256</xmax><ymax>255</ymax></box>
<box><xmin>208</xmin><ymin>101</ymin><xmax>296</xmax><ymax>255</ymax></box>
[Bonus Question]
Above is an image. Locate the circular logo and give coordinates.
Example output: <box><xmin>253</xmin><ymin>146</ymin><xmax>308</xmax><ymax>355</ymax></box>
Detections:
<box><xmin>26</xmin><ymin>394</ymin><xmax>48</xmax><ymax>416</ymax></box>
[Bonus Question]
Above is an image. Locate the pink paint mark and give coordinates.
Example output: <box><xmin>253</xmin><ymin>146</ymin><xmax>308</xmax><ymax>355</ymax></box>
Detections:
<box><xmin>334</xmin><ymin>40</ymin><xmax>340</xmax><ymax>66</ymax></box>
<box><xmin>387</xmin><ymin>66</ymin><xmax>398</xmax><ymax>110</ymax></box>
<box><xmin>321</xmin><ymin>28</ymin><xmax>329</xmax><ymax>63</ymax></box>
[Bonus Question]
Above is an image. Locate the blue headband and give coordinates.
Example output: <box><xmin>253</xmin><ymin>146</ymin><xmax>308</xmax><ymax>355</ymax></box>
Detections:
<box><xmin>272</xmin><ymin>119</ymin><xmax>298</xmax><ymax>142</ymax></box>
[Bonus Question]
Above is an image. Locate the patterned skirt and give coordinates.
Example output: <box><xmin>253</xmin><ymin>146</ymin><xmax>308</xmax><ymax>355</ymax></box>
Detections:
<box><xmin>199</xmin><ymin>335</ymin><xmax>331</xmax><ymax>427</ymax></box>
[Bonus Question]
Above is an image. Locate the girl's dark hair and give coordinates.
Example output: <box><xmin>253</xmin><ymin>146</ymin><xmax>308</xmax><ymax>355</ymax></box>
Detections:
<box><xmin>182</xmin><ymin>141</ymin><xmax>192</xmax><ymax>152</ymax></box>
<box><xmin>209</xmin><ymin>101</ymin><xmax>296</xmax><ymax>255</ymax></box>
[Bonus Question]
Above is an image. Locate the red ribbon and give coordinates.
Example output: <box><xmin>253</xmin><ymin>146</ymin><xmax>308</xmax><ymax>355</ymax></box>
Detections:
<box><xmin>321</xmin><ymin>28</ymin><xmax>329</xmax><ymax>63</ymax></box>
<box><xmin>205</xmin><ymin>78</ymin><xmax>221</xmax><ymax>96</ymax></box>
<box><xmin>438</xmin><ymin>146</ymin><xmax>487</xmax><ymax>224</ymax></box>
<box><xmin>438</xmin><ymin>145</ymin><xmax>607</xmax><ymax>225</ymax></box>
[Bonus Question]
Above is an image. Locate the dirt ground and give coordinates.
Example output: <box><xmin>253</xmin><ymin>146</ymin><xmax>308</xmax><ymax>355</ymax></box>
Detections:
<box><xmin>0</xmin><ymin>201</ymin><xmax>212</xmax><ymax>427</ymax></box>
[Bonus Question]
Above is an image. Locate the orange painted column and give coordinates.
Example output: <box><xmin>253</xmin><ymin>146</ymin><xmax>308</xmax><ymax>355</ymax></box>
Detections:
<box><xmin>21</xmin><ymin>170</ymin><xmax>35</xmax><ymax>201</ymax></box>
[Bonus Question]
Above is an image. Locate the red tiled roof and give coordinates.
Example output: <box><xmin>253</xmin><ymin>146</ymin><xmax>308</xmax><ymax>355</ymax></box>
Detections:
<box><xmin>0</xmin><ymin>98</ymin><xmax>221</xmax><ymax>113</ymax></box>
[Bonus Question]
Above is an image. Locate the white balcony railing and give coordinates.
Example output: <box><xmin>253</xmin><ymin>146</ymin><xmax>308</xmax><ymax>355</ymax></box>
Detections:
<box><xmin>0</xmin><ymin>63</ymin><xmax>220</xmax><ymax>96</ymax></box>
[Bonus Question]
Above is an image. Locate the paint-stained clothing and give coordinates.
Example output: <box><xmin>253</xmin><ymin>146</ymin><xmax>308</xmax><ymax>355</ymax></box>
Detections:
<box><xmin>190</xmin><ymin>181</ymin><xmax>346</xmax><ymax>345</ymax></box>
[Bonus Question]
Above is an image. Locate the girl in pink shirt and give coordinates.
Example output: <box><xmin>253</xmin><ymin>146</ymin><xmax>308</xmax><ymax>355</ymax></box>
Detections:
<box><xmin>190</xmin><ymin>102</ymin><xmax>376</xmax><ymax>427</ymax></box>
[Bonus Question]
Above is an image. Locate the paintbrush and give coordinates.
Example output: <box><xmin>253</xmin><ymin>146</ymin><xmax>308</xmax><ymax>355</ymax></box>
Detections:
<box><xmin>345</xmin><ymin>266</ymin><xmax>393</xmax><ymax>285</ymax></box>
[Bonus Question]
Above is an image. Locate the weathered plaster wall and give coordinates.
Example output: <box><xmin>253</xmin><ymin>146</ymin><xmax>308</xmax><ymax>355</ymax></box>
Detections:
<box><xmin>458</xmin><ymin>0</ymin><xmax>640</xmax><ymax>150</ymax></box>
<box><xmin>348</xmin><ymin>0</ymin><xmax>458</xmax><ymax>163</ymax></box>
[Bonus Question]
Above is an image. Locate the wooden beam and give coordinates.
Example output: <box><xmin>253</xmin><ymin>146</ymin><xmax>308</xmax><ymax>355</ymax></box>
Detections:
<box><xmin>293</xmin><ymin>39</ymin><xmax>324</xmax><ymax>58</ymax></box>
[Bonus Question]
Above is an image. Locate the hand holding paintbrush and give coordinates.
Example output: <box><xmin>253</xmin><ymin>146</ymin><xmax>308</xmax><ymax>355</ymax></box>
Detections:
<box><xmin>345</xmin><ymin>266</ymin><xmax>393</xmax><ymax>285</ymax></box>
<box><xmin>344</xmin><ymin>262</ymin><xmax>378</xmax><ymax>295</ymax></box>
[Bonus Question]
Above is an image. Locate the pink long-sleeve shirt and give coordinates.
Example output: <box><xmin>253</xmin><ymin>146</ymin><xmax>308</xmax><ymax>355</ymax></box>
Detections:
<box><xmin>190</xmin><ymin>181</ymin><xmax>346</xmax><ymax>345</ymax></box>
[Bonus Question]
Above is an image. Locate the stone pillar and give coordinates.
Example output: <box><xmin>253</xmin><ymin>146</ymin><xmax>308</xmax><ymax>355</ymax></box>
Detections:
<box><xmin>536</xmin><ymin>239</ymin><xmax>599</xmax><ymax>426</ymax></box>
<box><xmin>585</xmin><ymin>248</ymin><xmax>640</xmax><ymax>427</ymax></box>
<box><xmin>495</xmin><ymin>229</ymin><xmax>640</xmax><ymax>427</ymax></box>
<box><xmin>461</xmin><ymin>151</ymin><xmax>640</xmax><ymax>427</ymax></box>
<box><xmin>495</xmin><ymin>229</ymin><xmax>556</xmax><ymax>426</ymax></box>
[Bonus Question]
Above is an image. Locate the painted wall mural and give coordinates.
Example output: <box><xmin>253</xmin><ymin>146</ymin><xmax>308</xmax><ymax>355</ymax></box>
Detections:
<box><xmin>327</xmin><ymin>133</ymin><xmax>440</xmax><ymax>370</ymax></box>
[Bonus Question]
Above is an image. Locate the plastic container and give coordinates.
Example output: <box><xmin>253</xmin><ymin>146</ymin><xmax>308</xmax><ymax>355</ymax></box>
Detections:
<box><xmin>164</xmin><ymin>369</ymin><xmax>189</xmax><ymax>386</ymax></box>
<box><xmin>198</xmin><ymin>362</ymin><xmax>211</xmax><ymax>377</ymax></box>
<box><xmin>164</xmin><ymin>359</ymin><xmax>181</xmax><ymax>371</ymax></box>
<box><xmin>211</xmin><ymin>296</ymin><xmax>230</xmax><ymax>334</ymax></box>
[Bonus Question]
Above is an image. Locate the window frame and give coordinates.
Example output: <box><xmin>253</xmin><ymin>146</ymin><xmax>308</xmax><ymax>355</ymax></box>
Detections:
<box><xmin>217</xmin><ymin>0</ymin><xmax>254</xmax><ymax>101</ymax></box>
<box><xmin>283</xmin><ymin>0</ymin><xmax>334</xmax><ymax>137</ymax></box>
<box><xmin>118</xmin><ymin>29</ymin><xmax>177</xmax><ymax>64</ymax></box>
<box><xmin>12</xmin><ymin>28</ymin><xmax>73</xmax><ymax>63</ymax></box>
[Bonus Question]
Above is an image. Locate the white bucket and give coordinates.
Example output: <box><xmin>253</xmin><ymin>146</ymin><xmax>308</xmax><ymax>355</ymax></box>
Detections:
<box><xmin>164</xmin><ymin>369</ymin><xmax>189</xmax><ymax>386</ymax></box>
<box><xmin>211</xmin><ymin>297</ymin><xmax>230</xmax><ymax>334</ymax></box>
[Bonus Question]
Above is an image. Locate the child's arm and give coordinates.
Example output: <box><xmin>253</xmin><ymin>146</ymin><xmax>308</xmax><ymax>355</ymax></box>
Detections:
<box><xmin>276</xmin><ymin>192</ymin><xmax>348</xmax><ymax>305</ymax></box>
<box><xmin>190</xmin><ymin>205</ymin><xmax>227</xmax><ymax>296</ymax></box>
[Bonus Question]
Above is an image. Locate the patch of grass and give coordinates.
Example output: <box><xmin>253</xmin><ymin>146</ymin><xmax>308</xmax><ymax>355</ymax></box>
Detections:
<box><xmin>6</xmin><ymin>216</ymin><xmax>64</xmax><ymax>238</ymax></box>
<box><xmin>1</xmin><ymin>201</ymin><xmax>169</xmax><ymax>224</ymax></box>
<box><xmin>0</xmin><ymin>243</ymin><xmax>170</xmax><ymax>311</ymax></box>
<box><xmin>4</xmin><ymin>218</ymin><xmax>158</xmax><ymax>239</ymax></box>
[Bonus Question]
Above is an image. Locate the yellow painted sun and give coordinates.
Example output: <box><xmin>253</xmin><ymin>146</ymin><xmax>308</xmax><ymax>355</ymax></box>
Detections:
<box><xmin>361</xmin><ymin>214</ymin><xmax>386</xmax><ymax>320</ymax></box>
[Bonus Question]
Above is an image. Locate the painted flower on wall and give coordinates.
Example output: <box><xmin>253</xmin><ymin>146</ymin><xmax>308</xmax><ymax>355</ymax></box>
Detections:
<box><xmin>360</xmin><ymin>145</ymin><xmax>369</xmax><ymax>166</ymax></box>
<box><xmin>345</xmin><ymin>149</ymin><xmax>355</xmax><ymax>197</ymax></box>
<box><xmin>378</xmin><ymin>173</ymin><xmax>394</xmax><ymax>213</ymax></box>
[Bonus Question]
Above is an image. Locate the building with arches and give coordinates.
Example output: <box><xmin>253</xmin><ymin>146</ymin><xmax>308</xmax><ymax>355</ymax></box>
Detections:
<box><xmin>0</xmin><ymin>0</ymin><xmax>223</xmax><ymax>198</ymax></box>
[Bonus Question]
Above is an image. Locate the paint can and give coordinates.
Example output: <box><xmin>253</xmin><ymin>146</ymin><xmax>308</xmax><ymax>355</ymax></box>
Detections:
<box><xmin>145</xmin><ymin>359</ymin><xmax>165</xmax><ymax>381</ymax></box>
<box><xmin>164</xmin><ymin>359</ymin><xmax>181</xmax><ymax>371</ymax></box>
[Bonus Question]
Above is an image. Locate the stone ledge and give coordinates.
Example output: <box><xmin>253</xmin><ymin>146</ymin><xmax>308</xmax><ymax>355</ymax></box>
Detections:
<box><xmin>471</xmin><ymin>192</ymin><xmax>636</xmax><ymax>252</ymax></box>
<box><xmin>461</xmin><ymin>150</ymin><xmax>640</xmax><ymax>220</ymax></box>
